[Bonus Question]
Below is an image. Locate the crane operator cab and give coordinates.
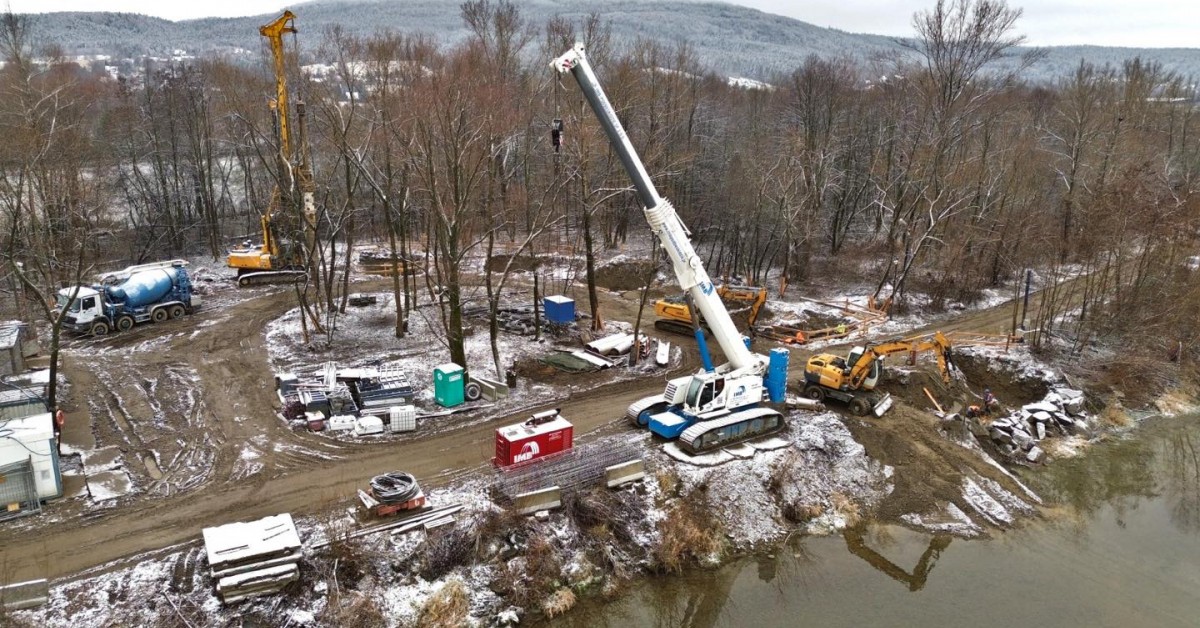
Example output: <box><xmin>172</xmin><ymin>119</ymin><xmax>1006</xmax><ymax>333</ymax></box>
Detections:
<box><xmin>684</xmin><ymin>374</ymin><xmax>727</xmax><ymax>415</ymax></box>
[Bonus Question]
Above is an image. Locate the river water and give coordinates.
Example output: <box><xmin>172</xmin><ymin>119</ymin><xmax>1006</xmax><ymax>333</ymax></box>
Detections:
<box><xmin>551</xmin><ymin>414</ymin><xmax>1200</xmax><ymax>627</ymax></box>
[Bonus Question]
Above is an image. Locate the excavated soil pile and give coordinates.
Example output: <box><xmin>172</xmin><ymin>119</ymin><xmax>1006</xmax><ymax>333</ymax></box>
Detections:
<box><xmin>485</xmin><ymin>254</ymin><xmax>541</xmax><ymax>273</ymax></box>
<box><xmin>594</xmin><ymin>260</ymin><xmax>656</xmax><ymax>291</ymax></box>
<box><xmin>831</xmin><ymin>349</ymin><xmax>1052</xmax><ymax>530</ymax></box>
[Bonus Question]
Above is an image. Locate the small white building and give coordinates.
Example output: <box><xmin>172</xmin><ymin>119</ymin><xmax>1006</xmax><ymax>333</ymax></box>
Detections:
<box><xmin>0</xmin><ymin>412</ymin><xmax>61</xmax><ymax>503</ymax></box>
<box><xmin>0</xmin><ymin>321</ymin><xmax>33</xmax><ymax>377</ymax></box>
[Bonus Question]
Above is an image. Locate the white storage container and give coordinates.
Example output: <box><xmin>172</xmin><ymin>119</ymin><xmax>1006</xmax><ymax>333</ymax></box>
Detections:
<box><xmin>389</xmin><ymin>405</ymin><xmax>417</xmax><ymax>433</ymax></box>
<box><xmin>353</xmin><ymin>416</ymin><xmax>385</xmax><ymax>436</ymax></box>
<box><xmin>328</xmin><ymin>415</ymin><xmax>357</xmax><ymax>432</ymax></box>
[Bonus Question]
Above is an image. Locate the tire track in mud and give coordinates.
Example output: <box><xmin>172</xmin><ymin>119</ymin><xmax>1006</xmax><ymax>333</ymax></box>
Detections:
<box><xmin>0</xmin><ymin>277</ymin><xmax>1048</xmax><ymax>583</ymax></box>
<box><xmin>3</xmin><ymin>279</ymin><xmax>699</xmax><ymax>583</ymax></box>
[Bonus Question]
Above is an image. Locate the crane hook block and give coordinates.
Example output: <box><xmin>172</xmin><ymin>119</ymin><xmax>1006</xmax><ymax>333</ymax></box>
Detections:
<box><xmin>551</xmin><ymin>118</ymin><xmax>564</xmax><ymax>153</ymax></box>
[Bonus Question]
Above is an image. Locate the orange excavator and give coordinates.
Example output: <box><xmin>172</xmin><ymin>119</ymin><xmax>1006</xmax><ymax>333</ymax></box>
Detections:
<box><xmin>227</xmin><ymin>10</ymin><xmax>315</xmax><ymax>286</ymax></box>
<box><xmin>802</xmin><ymin>331</ymin><xmax>956</xmax><ymax>416</ymax></box>
<box><xmin>654</xmin><ymin>284</ymin><xmax>767</xmax><ymax>337</ymax></box>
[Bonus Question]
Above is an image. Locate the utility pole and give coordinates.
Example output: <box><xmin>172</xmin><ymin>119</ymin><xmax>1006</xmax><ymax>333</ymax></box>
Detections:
<box><xmin>1020</xmin><ymin>269</ymin><xmax>1033</xmax><ymax>330</ymax></box>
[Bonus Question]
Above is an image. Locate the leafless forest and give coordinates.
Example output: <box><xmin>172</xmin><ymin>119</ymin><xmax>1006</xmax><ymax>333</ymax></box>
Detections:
<box><xmin>2</xmin><ymin>0</ymin><xmax>1198</xmax><ymax>393</ymax></box>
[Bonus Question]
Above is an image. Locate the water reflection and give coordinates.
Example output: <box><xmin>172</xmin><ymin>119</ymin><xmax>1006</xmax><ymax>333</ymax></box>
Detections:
<box><xmin>549</xmin><ymin>415</ymin><xmax>1200</xmax><ymax>627</ymax></box>
<box><xmin>843</xmin><ymin>526</ymin><xmax>951</xmax><ymax>592</ymax></box>
<box><xmin>1028</xmin><ymin>415</ymin><xmax>1200</xmax><ymax>535</ymax></box>
<box><xmin>1163</xmin><ymin>428</ymin><xmax>1200</xmax><ymax>533</ymax></box>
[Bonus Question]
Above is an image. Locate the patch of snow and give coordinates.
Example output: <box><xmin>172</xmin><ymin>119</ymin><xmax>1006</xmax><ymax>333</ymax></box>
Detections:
<box><xmin>727</xmin><ymin>76</ymin><xmax>775</xmax><ymax>91</ymax></box>
<box><xmin>961</xmin><ymin>475</ymin><xmax>1013</xmax><ymax>525</ymax></box>
<box><xmin>901</xmin><ymin>502</ymin><xmax>982</xmax><ymax>537</ymax></box>
<box><xmin>87</xmin><ymin>469</ymin><xmax>134</xmax><ymax>501</ymax></box>
<box><xmin>670</xmin><ymin>411</ymin><xmax>891</xmax><ymax>547</ymax></box>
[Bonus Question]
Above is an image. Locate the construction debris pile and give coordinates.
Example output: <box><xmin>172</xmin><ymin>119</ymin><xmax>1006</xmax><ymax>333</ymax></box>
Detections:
<box><xmin>755</xmin><ymin>297</ymin><xmax>889</xmax><ymax>345</ymax></box>
<box><xmin>276</xmin><ymin>362</ymin><xmax>415</xmax><ymax>433</ymax></box>
<box><xmin>357</xmin><ymin>249</ymin><xmax>417</xmax><ymax>276</ymax></box>
<box><xmin>463</xmin><ymin>304</ymin><xmax>579</xmax><ymax>336</ymax></box>
<box><xmin>202</xmin><ymin>513</ymin><xmax>303</xmax><ymax>604</ymax></box>
<box><xmin>984</xmin><ymin>388</ymin><xmax>1089</xmax><ymax>463</ymax></box>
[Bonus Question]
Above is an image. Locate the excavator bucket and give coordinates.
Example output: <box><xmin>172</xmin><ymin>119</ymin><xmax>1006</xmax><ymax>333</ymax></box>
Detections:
<box><xmin>873</xmin><ymin>393</ymin><xmax>895</xmax><ymax>417</ymax></box>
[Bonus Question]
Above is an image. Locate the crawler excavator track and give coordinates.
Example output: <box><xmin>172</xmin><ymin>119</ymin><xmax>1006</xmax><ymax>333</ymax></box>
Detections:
<box><xmin>654</xmin><ymin>318</ymin><xmax>709</xmax><ymax>338</ymax></box>
<box><xmin>236</xmin><ymin>270</ymin><xmax>308</xmax><ymax>287</ymax></box>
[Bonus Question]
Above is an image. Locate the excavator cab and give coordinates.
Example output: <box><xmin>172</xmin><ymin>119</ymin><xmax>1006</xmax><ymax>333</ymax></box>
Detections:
<box><xmin>803</xmin><ymin>331</ymin><xmax>953</xmax><ymax>416</ymax></box>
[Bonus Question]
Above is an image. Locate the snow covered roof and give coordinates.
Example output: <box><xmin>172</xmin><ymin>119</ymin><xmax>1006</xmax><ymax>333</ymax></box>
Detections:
<box><xmin>5</xmin><ymin>369</ymin><xmax>49</xmax><ymax>386</ymax></box>
<box><xmin>57</xmin><ymin>286</ymin><xmax>99</xmax><ymax>299</ymax></box>
<box><xmin>0</xmin><ymin>388</ymin><xmax>47</xmax><ymax>408</ymax></box>
<box><xmin>202</xmin><ymin>513</ymin><xmax>302</xmax><ymax>569</ymax></box>
<box><xmin>434</xmin><ymin>363</ymin><xmax>463</xmax><ymax>375</ymax></box>
<box><xmin>498</xmin><ymin>414</ymin><xmax>573</xmax><ymax>441</ymax></box>
<box><xmin>0</xmin><ymin>412</ymin><xmax>53</xmax><ymax>445</ymax></box>
<box><xmin>0</xmin><ymin>325</ymin><xmax>19</xmax><ymax>350</ymax></box>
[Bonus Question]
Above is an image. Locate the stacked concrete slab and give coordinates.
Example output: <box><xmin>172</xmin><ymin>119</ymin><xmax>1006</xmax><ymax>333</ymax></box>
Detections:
<box><xmin>203</xmin><ymin>513</ymin><xmax>303</xmax><ymax>604</ymax></box>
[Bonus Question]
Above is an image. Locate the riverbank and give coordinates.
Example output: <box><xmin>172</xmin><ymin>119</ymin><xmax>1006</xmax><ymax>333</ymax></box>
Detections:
<box><xmin>546</xmin><ymin>412</ymin><xmax>1200</xmax><ymax>627</ymax></box>
<box><xmin>9</xmin><ymin>297</ymin><xmax>1197</xmax><ymax>627</ymax></box>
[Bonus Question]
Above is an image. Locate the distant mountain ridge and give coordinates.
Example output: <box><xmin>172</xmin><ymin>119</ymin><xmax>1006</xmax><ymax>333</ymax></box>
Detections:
<box><xmin>21</xmin><ymin>0</ymin><xmax>1200</xmax><ymax>81</ymax></box>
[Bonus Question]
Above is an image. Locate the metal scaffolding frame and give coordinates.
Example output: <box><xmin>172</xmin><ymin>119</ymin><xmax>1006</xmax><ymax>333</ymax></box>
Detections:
<box><xmin>0</xmin><ymin>457</ymin><xmax>41</xmax><ymax>522</ymax></box>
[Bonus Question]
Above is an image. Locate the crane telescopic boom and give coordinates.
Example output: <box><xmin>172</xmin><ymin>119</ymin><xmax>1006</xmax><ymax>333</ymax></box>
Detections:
<box><xmin>554</xmin><ymin>43</ymin><xmax>787</xmax><ymax>454</ymax></box>
<box><xmin>551</xmin><ymin>44</ymin><xmax>761</xmax><ymax>376</ymax></box>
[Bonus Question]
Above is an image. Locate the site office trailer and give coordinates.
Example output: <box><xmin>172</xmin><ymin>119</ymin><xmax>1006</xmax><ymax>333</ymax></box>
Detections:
<box><xmin>0</xmin><ymin>412</ymin><xmax>61</xmax><ymax>500</ymax></box>
<box><xmin>494</xmin><ymin>414</ymin><xmax>574</xmax><ymax>467</ymax></box>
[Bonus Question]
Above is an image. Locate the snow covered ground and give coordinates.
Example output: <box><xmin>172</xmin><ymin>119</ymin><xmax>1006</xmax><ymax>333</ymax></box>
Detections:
<box><xmin>12</xmin><ymin>243</ymin><xmax>1139</xmax><ymax>626</ymax></box>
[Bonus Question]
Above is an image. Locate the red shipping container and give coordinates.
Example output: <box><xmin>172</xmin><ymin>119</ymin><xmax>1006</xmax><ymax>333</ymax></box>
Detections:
<box><xmin>494</xmin><ymin>410</ymin><xmax>574</xmax><ymax>467</ymax></box>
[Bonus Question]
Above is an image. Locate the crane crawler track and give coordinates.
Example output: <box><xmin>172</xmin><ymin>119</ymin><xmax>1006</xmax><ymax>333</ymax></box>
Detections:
<box><xmin>677</xmin><ymin>407</ymin><xmax>785</xmax><ymax>454</ymax></box>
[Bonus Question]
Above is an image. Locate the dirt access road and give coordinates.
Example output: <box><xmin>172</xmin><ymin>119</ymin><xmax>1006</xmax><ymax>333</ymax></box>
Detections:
<box><xmin>0</xmin><ymin>280</ymin><xmax>1036</xmax><ymax>584</ymax></box>
<box><xmin>0</xmin><ymin>281</ymin><xmax>699</xmax><ymax>584</ymax></box>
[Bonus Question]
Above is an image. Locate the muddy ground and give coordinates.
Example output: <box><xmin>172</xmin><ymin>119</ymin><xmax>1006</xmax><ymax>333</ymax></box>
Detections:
<box><xmin>0</xmin><ymin>270</ymin><xmax>1098</xmax><ymax>591</ymax></box>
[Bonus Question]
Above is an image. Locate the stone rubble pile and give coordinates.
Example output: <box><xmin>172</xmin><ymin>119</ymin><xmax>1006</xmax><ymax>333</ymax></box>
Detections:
<box><xmin>986</xmin><ymin>388</ymin><xmax>1088</xmax><ymax>463</ymax></box>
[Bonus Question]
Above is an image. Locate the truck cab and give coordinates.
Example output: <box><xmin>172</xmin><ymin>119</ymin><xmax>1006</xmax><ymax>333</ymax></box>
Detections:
<box><xmin>56</xmin><ymin>287</ymin><xmax>106</xmax><ymax>335</ymax></box>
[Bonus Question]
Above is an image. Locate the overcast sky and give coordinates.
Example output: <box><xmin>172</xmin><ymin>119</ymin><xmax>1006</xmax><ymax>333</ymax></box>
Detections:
<box><xmin>6</xmin><ymin>0</ymin><xmax>1198</xmax><ymax>48</ymax></box>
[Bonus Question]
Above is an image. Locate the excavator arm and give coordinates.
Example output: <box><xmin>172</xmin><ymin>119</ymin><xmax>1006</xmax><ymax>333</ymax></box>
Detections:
<box><xmin>718</xmin><ymin>284</ymin><xmax>767</xmax><ymax>326</ymax></box>
<box><xmin>655</xmin><ymin>284</ymin><xmax>767</xmax><ymax>333</ymax></box>
<box><xmin>848</xmin><ymin>331</ymin><xmax>954</xmax><ymax>389</ymax></box>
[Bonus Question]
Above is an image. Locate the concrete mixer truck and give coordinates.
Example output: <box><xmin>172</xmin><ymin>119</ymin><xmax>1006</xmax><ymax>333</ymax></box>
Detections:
<box><xmin>55</xmin><ymin>260</ymin><xmax>201</xmax><ymax>336</ymax></box>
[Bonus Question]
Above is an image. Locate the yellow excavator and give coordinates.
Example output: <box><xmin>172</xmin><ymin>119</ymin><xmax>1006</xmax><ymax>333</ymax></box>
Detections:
<box><xmin>227</xmin><ymin>10</ymin><xmax>315</xmax><ymax>287</ymax></box>
<box><xmin>654</xmin><ymin>284</ymin><xmax>767</xmax><ymax>337</ymax></box>
<box><xmin>802</xmin><ymin>330</ymin><xmax>955</xmax><ymax>416</ymax></box>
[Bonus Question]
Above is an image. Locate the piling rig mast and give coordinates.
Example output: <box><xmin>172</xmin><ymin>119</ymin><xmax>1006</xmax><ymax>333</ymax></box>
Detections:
<box><xmin>227</xmin><ymin>10</ymin><xmax>315</xmax><ymax>287</ymax></box>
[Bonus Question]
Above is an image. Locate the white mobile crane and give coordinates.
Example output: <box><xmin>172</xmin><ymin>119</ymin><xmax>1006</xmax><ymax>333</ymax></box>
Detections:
<box><xmin>552</xmin><ymin>44</ymin><xmax>788</xmax><ymax>454</ymax></box>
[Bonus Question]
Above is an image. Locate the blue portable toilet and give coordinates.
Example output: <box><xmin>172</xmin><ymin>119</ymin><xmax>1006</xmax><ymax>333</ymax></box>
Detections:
<box><xmin>543</xmin><ymin>295</ymin><xmax>575</xmax><ymax>324</ymax></box>
<box><xmin>765</xmin><ymin>347</ymin><xmax>790</xmax><ymax>403</ymax></box>
<box><xmin>433</xmin><ymin>363</ymin><xmax>465</xmax><ymax>408</ymax></box>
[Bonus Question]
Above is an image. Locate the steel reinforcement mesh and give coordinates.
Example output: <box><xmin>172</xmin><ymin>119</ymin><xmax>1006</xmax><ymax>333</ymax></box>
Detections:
<box><xmin>493</xmin><ymin>435</ymin><xmax>645</xmax><ymax>499</ymax></box>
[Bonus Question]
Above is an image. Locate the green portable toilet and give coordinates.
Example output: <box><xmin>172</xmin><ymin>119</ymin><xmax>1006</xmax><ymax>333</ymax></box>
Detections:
<box><xmin>433</xmin><ymin>363</ymin><xmax>465</xmax><ymax>408</ymax></box>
